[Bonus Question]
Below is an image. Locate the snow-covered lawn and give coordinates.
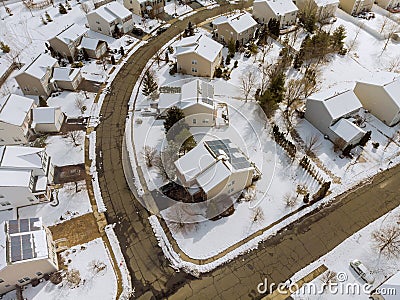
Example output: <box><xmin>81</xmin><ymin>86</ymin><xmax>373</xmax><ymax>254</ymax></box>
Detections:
<box><xmin>8</xmin><ymin>238</ymin><xmax>118</xmax><ymax>300</ymax></box>
<box><xmin>45</xmin><ymin>131</ymin><xmax>85</xmax><ymax>167</ymax></box>
<box><xmin>291</xmin><ymin>206</ymin><xmax>400</xmax><ymax>300</ymax></box>
<box><xmin>47</xmin><ymin>91</ymin><xmax>96</xmax><ymax>118</ymax></box>
<box><xmin>164</xmin><ymin>1</ymin><xmax>193</xmax><ymax>16</ymax></box>
<box><xmin>19</xmin><ymin>180</ymin><xmax>92</xmax><ymax>227</ymax></box>
<box><xmin>132</xmin><ymin>14</ymin><xmax>163</xmax><ymax>33</ymax></box>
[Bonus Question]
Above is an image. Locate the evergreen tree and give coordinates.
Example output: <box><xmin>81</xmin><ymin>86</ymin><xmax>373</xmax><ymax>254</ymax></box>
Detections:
<box><xmin>142</xmin><ymin>70</ymin><xmax>158</xmax><ymax>97</ymax></box>
<box><xmin>164</xmin><ymin>106</ymin><xmax>185</xmax><ymax>134</ymax></box>
<box><xmin>0</xmin><ymin>42</ymin><xmax>10</xmax><ymax>53</ymax></box>
<box><xmin>269</xmin><ymin>71</ymin><xmax>286</xmax><ymax>102</ymax></box>
<box><xmin>225</xmin><ymin>55</ymin><xmax>231</xmax><ymax>65</ymax></box>
<box><xmin>82</xmin><ymin>49</ymin><xmax>89</xmax><ymax>61</ymax></box>
<box><xmin>331</xmin><ymin>25</ymin><xmax>346</xmax><ymax>51</ymax></box>
<box><xmin>41</xmin><ymin>16</ymin><xmax>48</xmax><ymax>25</ymax></box>
<box><xmin>111</xmin><ymin>55</ymin><xmax>115</xmax><ymax>65</ymax></box>
<box><xmin>119</xmin><ymin>46</ymin><xmax>124</xmax><ymax>56</ymax></box>
<box><xmin>228</xmin><ymin>39</ymin><xmax>236</xmax><ymax>58</ymax></box>
<box><xmin>359</xmin><ymin>131</ymin><xmax>371</xmax><ymax>147</ymax></box>
<box><xmin>165</xmin><ymin>51</ymin><xmax>169</xmax><ymax>62</ymax></box>
<box><xmin>65</xmin><ymin>0</ymin><xmax>72</xmax><ymax>10</ymax></box>
<box><xmin>59</xmin><ymin>3</ymin><xmax>67</xmax><ymax>14</ymax></box>
<box><xmin>267</xmin><ymin>18</ymin><xmax>280</xmax><ymax>36</ymax></box>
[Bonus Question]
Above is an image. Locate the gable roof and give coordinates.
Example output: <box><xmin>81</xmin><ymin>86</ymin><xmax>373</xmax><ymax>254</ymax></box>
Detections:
<box><xmin>18</xmin><ymin>53</ymin><xmax>58</xmax><ymax>79</ymax></box>
<box><xmin>314</xmin><ymin>0</ymin><xmax>339</xmax><ymax>7</ymax></box>
<box><xmin>0</xmin><ymin>146</ymin><xmax>45</xmax><ymax>170</ymax></box>
<box><xmin>329</xmin><ymin>118</ymin><xmax>365</xmax><ymax>143</ymax></box>
<box><xmin>308</xmin><ymin>89</ymin><xmax>362</xmax><ymax>121</ymax></box>
<box><xmin>0</xmin><ymin>94</ymin><xmax>34</xmax><ymax>126</ymax></box>
<box><xmin>176</xmin><ymin>34</ymin><xmax>223</xmax><ymax>63</ymax></box>
<box><xmin>356</xmin><ymin>73</ymin><xmax>400</xmax><ymax>109</ymax></box>
<box><xmin>32</xmin><ymin>107</ymin><xmax>61</xmax><ymax>124</ymax></box>
<box><xmin>51</xmin><ymin>24</ymin><xmax>87</xmax><ymax>45</ymax></box>
<box><xmin>254</xmin><ymin>0</ymin><xmax>298</xmax><ymax>15</ymax></box>
<box><xmin>212</xmin><ymin>12</ymin><xmax>257</xmax><ymax>33</ymax></box>
<box><xmin>52</xmin><ymin>67</ymin><xmax>80</xmax><ymax>82</ymax></box>
<box><xmin>92</xmin><ymin>1</ymin><xmax>131</xmax><ymax>22</ymax></box>
<box><xmin>180</xmin><ymin>79</ymin><xmax>214</xmax><ymax>110</ymax></box>
<box><xmin>80</xmin><ymin>37</ymin><xmax>106</xmax><ymax>50</ymax></box>
<box><xmin>0</xmin><ymin>169</ymin><xmax>32</xmax><ymax>187</ymax></box>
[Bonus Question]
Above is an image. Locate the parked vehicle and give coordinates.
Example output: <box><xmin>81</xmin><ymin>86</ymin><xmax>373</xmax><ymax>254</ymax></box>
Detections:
<box><xmin>350</xmin><ymin>259</ymin><xmax>375</xmax><ymax>284</ymax></box>
<box><xmin>132</xmin><ymin>27</ymin><xmax>144</xmax><ymax>36</ymax></box>
<box><xmin>157</xmin><ymin>26</ymin><xmax>168</xmax><ymax>35</ymax></box>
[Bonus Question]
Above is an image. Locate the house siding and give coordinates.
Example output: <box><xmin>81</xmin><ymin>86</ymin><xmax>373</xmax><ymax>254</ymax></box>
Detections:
<box><xmin>253</xmin><ymin>1</ymin><xmax>298</xmax><ymax>27</ymax></box>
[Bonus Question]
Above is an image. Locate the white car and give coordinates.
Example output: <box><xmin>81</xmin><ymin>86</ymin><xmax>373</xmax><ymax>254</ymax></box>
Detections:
<box><xmin>350</xmin><ymin>259</ymin><xmax>375</xmax><ymax>284</ymax></box>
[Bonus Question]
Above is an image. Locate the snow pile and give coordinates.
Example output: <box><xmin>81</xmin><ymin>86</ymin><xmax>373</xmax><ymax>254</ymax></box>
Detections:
<box><xmin>105</xmin><ymin>224</ymin><xmax>134</xmax><ymax>300</ymax></box>
<box><xmin>88</xmin><ymin>131</ymin><xmax>107</xmax><ymax>213</ymax></box>
<box><xmin>164</xmin><ymin>2</ymin><xmax>193</xmax><ymax>17</ymax></box>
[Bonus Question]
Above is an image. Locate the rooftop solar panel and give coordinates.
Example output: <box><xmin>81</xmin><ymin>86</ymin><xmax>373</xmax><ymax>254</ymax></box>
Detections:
<box><xmin>20</xmin><ymin>219</ymin><xmax>29</xmax><ymax>233</ymax></box>
<box><xmin>8</xmin><ymin>220</ymin><xmax>19</xmax><ymax>234</ymax></box>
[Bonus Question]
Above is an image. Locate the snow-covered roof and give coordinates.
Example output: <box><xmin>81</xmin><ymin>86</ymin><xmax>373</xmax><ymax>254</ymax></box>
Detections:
<box><xmin>5</xmin><ymin>218</ymin><xmax>50</xmax><ymax>264</ymax></box>
<box><xmin>314</xmin><ymin>0</ymin><xmax>339</xmax><ymax>7</ymax></box>
<box><xmin>176</xmin><ymin>34</ymin><xmax>223</xmax><ymax>63</ymax></box>
<box><xmin>32</xmin><ymin>107</ymin><xmax>60</xmax><ymax>124</ymax></box>
<box><xmin>93</xmin><ymin>1</ymin><xmax>131</xmax><ymax>22</ymax></box>
<box><xmin>0</xmin><ymin>146</ymin><xmax>45</xmax><ymax>170</ymax></box>
<box><xmin>0</xmin><ymin>169</ymin><xmax>32</xmax><ymax>187</ymax></box>
<box><xmin>35</xmin><ymin>175</ymin><xmax>48</xmax><ymax>191</ymax></box>
<box><xmin>196</xmin><ymin>160</ymin><xmax>230</xmax><ymax>193</ymax></box>
<box><xmin>80</xmin><ymin>37</ymin><xmax>106</xmax><ymax>50</ymax></box>
<box><xmin>254</xmin><ymin>0</ymin><xmax>298</xmax><ymax>15</ymax></box>
<box><xmin>52</xmin><ymin>67</ymin><xmax>80</xmax><ymax>82</ymax></box>
<box><xmin>52</xmin><ymin>24</ymin><xmax>87</xmax><ymax>44</ymax></box>
<box><xmin>158</xmin><ymin>93</ymin><xmax>180</xmax><ymax>110</ymax></box>
<box><xmin>382</xmin><ymin>271</ymin><xmax>400</xmax><ymax>288</ymax></box>
<box><xmin>212</xmin><ymin>12</ymin><xmax>257</xmax><ymax>33</ymax></box>
<box><xmin>175</xmin><ymin>139</ymin><xmax>254</xmax><ymax>193</ymax></box>
<box><xmin>18</xmin><ymin>53</ymin><xmax>58</xmax><ymax>79</ymax></box>
<box><xmin>329</xmin><ymin>118</ymin><xmax>365</xmax><ymax>143</ymax></box>
<box><xmin>308</xmin><ymin>89</ymin><xmax>362</xmax><ymax>121</ymax></box>
<box><xmin>0</xmin><ymin>94</ymin><xmax>34</xmax><ymax>126</ymax></box>
<box><xmin>0</xmin><ymin>223</ymin><xmax>6</xmax><ymax>270</ymax></box>
<box><xmin>180</xmin><ymin>79</ymin><xmax>214</xmax><ymax>110</ymax></box>
<box><xmin>356</xmin><ymin>73</ymin><xmax>400</xmax><ymax>109</ymax></box>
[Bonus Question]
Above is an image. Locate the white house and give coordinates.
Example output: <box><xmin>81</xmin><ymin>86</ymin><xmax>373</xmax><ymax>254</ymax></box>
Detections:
<box><xmin>79</xmin><ymin>37</ymin><xmax>108</xmax><ymax>58</ymax></box>
<box><xmin>253</xmin><ymin>0</ymin><xmax>299</xmax><ymax>28</ymax></box>
<box><xmin>0</xmin><ymin>146</ymin><xmax>53</xmax><ymax>209</ymax></box>
<box><xmin>14</xmin><ymin>54</ymin><xmax>59</xmax><ymax>98</ymax></box>
<box><xmin>48</xmin><ymin>24</ymin><xmax>88</xmax><ymax>60</ymax></box>
<box><xmin>32</xmin><ymin>107</ymin><xmax>65</xmax><ymax>133</ymax></box>
<box><xmin>175</xmin><ymin>139</ymin><xmax>257</xmax><ymax>201</ymax></box>
<box><xmin>52</xmin><ymin>67</ymin><xmax>83</xmax><ymax>91</ymax></box>
<box><xmin>87</xmin><ymin>1</ymin><xmax>134</xmax><ymax>36</ymax></box>
<box><xmin>354</xmin><ymin>73</ymin><xmax>400</xmax><ymax>126</ymax></box>
<box><xmin>0</xmin><ymin>94</ymin><xmax>35</xmax><ymax>146</ymax></box>
<box><xmin>305</xmin><ymin>89</ymin><xmax>366</xmax><ymax>148</ymax></box>
<box><xmin>175</xmin><ymin>34</ymin><xmax>223</xmax><ymax>78</ymax></box>
<box><xmin>296</xmin><ymin>0</ymin><xmax>339</xmax><ymax>20</ymax></box>
<box><xmin>212</xmin><ymin>12</ymin><xmax>258</xmax><ymax>45</ymax></box>
<box><xmin>0</xmin><ymin>218</ymin><xmax>58</xmax><ymax>295</ymax></box>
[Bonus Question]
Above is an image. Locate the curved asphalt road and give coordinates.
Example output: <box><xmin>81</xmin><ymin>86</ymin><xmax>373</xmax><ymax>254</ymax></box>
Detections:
<box><xmin>96</xmin><ymin>5</ymin><xmax>400</xmax><ymax>300</ymax></box>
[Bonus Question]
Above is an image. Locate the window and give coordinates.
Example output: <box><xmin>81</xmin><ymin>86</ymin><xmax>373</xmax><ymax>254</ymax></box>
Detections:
<box><xmin>96</xmin><ymin>21</ymin><xmax>100</xmax><ymax>24</ymax></box>
<box><xmin>191</xmin><ymin>67</ymin><xmax>197</xmax><ymax>73</ymax></box>
<box><xmin>191</xmin><ymin>60</ymin><xmax>197</xmax><ymax>65</ymax></box>
<box><xmin>18</xmin><ymin>279</ymin><xmax>25</xmax><ymax>284</ymax></box>
<box><xmin>13</xmin><ymin>137</ymin><xmax>22</xmax><ymax>142</ymax></box>
<box><xmin>0</xmin><ymin>195</ymin><xmax>4</xmax><ymax>198</ymax></box>
<box><xmin>0</xmin><ymin>202</ymin><xmax>10</xmax><ymax>207</ymax></box>
<box><xmin>192</xmin><ymin>119</ymin><xmax>197</xmax><ymax>124</ymax></box>
<box><xmin>5</xmin><ymin>284</ymin><xmax>10</xmax><ymax>288</ymax></box>
<box><xmin>23</xmin><ymin>277</ymin><xmax>30</xmax><ymax>282</ymax></box>
<box><xmin>33</xmin><ymin>87</ymin><xmax>39</xmax><ymax>93</ymax></box>
<box><xmin>23</xmin><ymin>86</ymin><xmax>30</xmax><ymax>91</ymax></box>
<box><xmin>202</xmin><ymin>119</ymin><xmax>209</xmax><ymax>124</ymax></box>
<box><xmin>0</xmin><ymin>279</ymin><xmax>4</xmax><ymax>283</ymax></box>
<box><xmin>98</xmin><ymin>27</ymin><xmax>102</xmax><ymax>31</ymax></box>
<box><xmin>36</xmin><ymin>272</ymin><xmax>43</xmax><ymax>276</ymax></box>
<box><xmin>0</xmin><ymin>138</ymin><xmax>4</xmax><ymax>142</ymax></box>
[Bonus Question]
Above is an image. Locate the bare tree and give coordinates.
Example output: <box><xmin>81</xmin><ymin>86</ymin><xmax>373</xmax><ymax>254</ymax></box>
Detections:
<box><xmin>386</xmin><ymin>54</ymin><xmax>400</xmax><ymax>73</ymax></box>
<box><xmin>333</xmin><ymin>138</ymin><xmax>346</xmax><ymax>153</ymax></box>
<box><xmin>284</xmin><ymin>193</ymin><xmax>298</xmax><ymax>208</ymax></box>
<box><xmin>65</xmin><ymin>131</ymin><xmax>82</xmax><ymax>147</ymax></box>
<box><xmin>381</xmin><ymin>22</ymin><xmax>399</xmax><ymax>54</ymax></box>
<box><xmin>80</xmin><ymin>2</ymin><xmax>91</xmax><ymax>14</ymax></box>
<box><xmin>259</xmin><ymin>62</ymin><xmax>273</xmax><ymax>95</ymax></box>
<box><xmin>371</xmin><ymin>225</ymin><xmax>400</xmax><ymax>259</ymax></box>
<box><xmin>153</xmin><ymin>48</ymin><xmax>164</xmax><ymax>67</ymax></box>
<box><xmin>165</xmin><ymin>204</ymin><xmax>198</xmax><ymax>234</ymax></box>
<box><xmin>240</xmin><ymin>68</ymin><xmax>258</xmax><ymax>102</ymax></box>
<box><xmin>319</xmin><ymin>270</ymin><xmax>337</xmax><ymax>291</ymax></box>
<box><xmin>65</xmin><ymin>269</ymin><xmax>81</xmax><ymax>287</ymax></box>
<box><xmin>251</xmin><ymin>207</ymin><xmax>264</xmax><ymax>224</ymax></box>
<box><xmin>305</xmin><ymin>134</ymin><xmax>322</xmax><ymax>157</ymax></box>
<box><xmin>141</xmin><ymin>146</ymin><xmax>157</xmax><ymax>167</ymax></box>
<box><xmin>153</xmin><ymin>154</ymin><xmax>168</xmax><ymax>180</ymax></box>
<box><xmin>89</xmin><ymin>260</ymin><xmax>107</xmax><ymax>274</ymax></box>
<box><xmin>347</xmin><ymin>24</ymin><xmax>363</xmax><ymax>53</ymax></box>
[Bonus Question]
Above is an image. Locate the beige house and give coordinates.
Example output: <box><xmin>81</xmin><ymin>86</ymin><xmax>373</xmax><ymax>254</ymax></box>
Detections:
<box><xmin>338</xmin><ymin>0</ymin><xmax>373</xmax><ymax>15</ymax></box>
<box><xmin>52</xmin><ymin>67</ymin><xmax>83</xmax><ymax>91</ymax></box>
<box><xmin>175</xmin><ymin>139</ymin><xmax>256</xmax><ymax>201</ymax></box>
<box><xmin>305</xmin><ymin>89</ymin><xmax>366</xmax><ymax>148</ymax></box>
<box><xmin>0</xmin><ymin>145</ymin><xmax>53</xmax><ymax>209</ymax></box>
<box><xmin>0</xmin><ymin>218</ymin><xmax>58</xmax><ymax>295</ymax></box>
<box><xmin>212</xmin><ymin>12</ymin><xmax>258</xmax><ymax>45</ymax></box>
<box><xmin>0</xmin><ymin>94</ymin><xmax>36</xmax><ymax>146</ymax></box>
<box><xmin>32</xmin><ymin>107</ymin><xmax>65</xmax><ymax>133</ymax></box>
<box><xmin>176</xmin><ymin>35</ymin><xmax>223</xmax><ymax>78</ymax></box>
<box><xmin>48</xmin><ymin>24</ymin><xmax>88</xmax><ymax>61</ymax></box>
<box><xmin>87</xmin><ymin>1</ymin><xmax>134</xmax><ymax>36</ymax></box>
<box><xmin>375</xmin><ymin>0</ymin><xmax>400</xmax><ymax>11</ymax></box>
<box><xmin>253</xmin><ymin>0</ymin><xmax>299</xmax><ymax>28</ymax></box>
<box><xmin>296</xmin><ymin>0</ymin><xmax>339</xmax><ymax>20</ymax></box>
<box><xmin>79</xmin><ymin>37</ymin><xmax>108</xmax><ymax>58</ymax></box>
<box><xmin>124</xmin><ymin>0</ymin><xmax>165</xmax><ymax>17</ymax></box>
<box><xmin>15</xmin><ymin>54</ymin><xmax>59</xmax><ymax>98</ymax></box>
<box><xmin>354</xmin><ymin>73</ymin><xmax>400</xmax><ymax>126</ymax></box>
